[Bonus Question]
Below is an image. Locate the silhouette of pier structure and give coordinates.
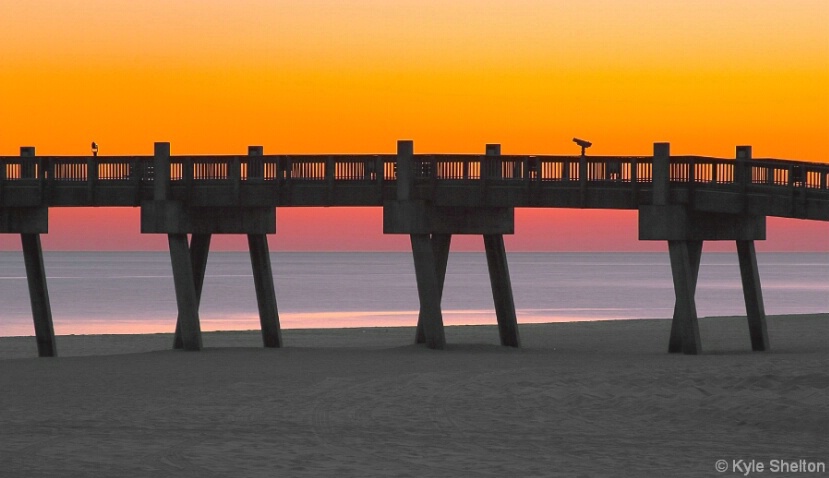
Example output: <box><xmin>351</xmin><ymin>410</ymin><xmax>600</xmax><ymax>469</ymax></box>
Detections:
<box><xmin>2</xmin><ymin>141</ymin><xmax>827</xmax><ymax>357</ymax></box>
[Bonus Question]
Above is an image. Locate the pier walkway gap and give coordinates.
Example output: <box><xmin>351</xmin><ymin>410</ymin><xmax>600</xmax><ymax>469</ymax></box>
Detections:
<box><xmin>2</xmin><ymin>141</ymin><xmax>827</xmax><ymax>356</ymax></box>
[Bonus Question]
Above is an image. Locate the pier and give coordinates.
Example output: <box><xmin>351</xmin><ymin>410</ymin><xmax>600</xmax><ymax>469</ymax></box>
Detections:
<box><xmin>2</xmin><ymin>141</ymin><xmax>827</xmax><ymax>356</ymax></box>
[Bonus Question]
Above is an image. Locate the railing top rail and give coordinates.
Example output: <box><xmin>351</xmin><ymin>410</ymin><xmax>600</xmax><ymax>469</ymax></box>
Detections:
<box><xmin>252</xmin><ymin>154</ymin><xmax>395</xmax><ymax>160</ymax></box>
<box><xmin>666</xmin><ymin>155</ymin><xmax>829</xmax><ymax>169</ymax></box>
<box><xmin>0</xmin><ymin>154</ymin><xmax>825</xmax><ymax>168</ymax></box>
<box><xmin>0</xmin><ymin>155</ymin><xmax>154</xmax><ymax>161</ymax></box>
<box><xmin>751</xmin><ymin>157</ymin><xmax>829</xmax><ymax>170</ymax></box>
<box><xmin>501</xmin><ymin>154</ymin><xmax>583</xmax><ymax>161</ymax></box>
<box><xmin>582</xmin><ymin>155</ymin><xmax>652</xmax><ymax>161</ymax></box>
<box><xmin>412</xmin><ymin>154</ymin><xmax>483</xmax><ymax>158</ymax></box>
<box><xmin>671</xmin><ymin>155</ymin><xmax>731</xmax><ymax>162</ymax></box>
<box><xmin>174</xmin><ymin>154</ymin><xmax>386</xmax><ymax>159</ymax></box>
<box><xmin>62</xmin><ymin>155</ymin><xmax>152</xmax><ymax>160</ymax></box>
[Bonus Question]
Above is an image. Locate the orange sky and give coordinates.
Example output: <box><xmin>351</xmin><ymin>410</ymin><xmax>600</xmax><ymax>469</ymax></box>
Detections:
<box><xmin>1</xmin><ymin>1</ymin><xmax>827</xmax><ymax>251</ymax></box>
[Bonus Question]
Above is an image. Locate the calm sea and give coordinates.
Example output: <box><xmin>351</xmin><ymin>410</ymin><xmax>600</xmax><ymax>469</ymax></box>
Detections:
<box><xmin>0</xmin><ymin>252</ymin><xmax>826</xmax><ymax>336</ymax></box>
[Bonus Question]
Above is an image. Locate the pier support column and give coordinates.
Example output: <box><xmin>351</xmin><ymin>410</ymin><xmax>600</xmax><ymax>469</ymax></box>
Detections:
<box><xmin>248</xmin><ymin>234</ymin><xmax>282</xmax><ymax>348</ymax></box>
<box><xmin>168</xmin><ymin>233</ymin><xmax>203</xmax><ymax>351</ymax></box>
<box><xmin>640</xmin><ymin>141</ymin><xmax>768</xmax><ymax>354</ymax></box>
<box><xmin>6</xmin><ymin>148</ymin><xmax>56</xmax><ymax>357</ymax></box>
<box><xmin>384</xmin><ymin>140</ymin><xmax>518</xmax><ymax>348</ymax></box>
<box><xmin>484</xmin><ymin>234</ymin><xmax>520</xmax><ymax>347</ymax></box>
<box><xmin>411</xmin><ymin>234</ymin><xmax>447</xmax><ymax>349</ymax></box>
<box><xmin>141</xmin><ymin>142</ymin><xmax>280</xmax><ymax>351</ymax></box>
<box><xmin>737</xmin><ymin>240</ymin><xmax>769</xmax><ymax>351</ymax></box>
<box><xmin>667</xmin><ymin>240</ymin><xmax>702</xmax><ymax>355</ymax></box>
<box><xmin>21</xmin><ymin>234</ymin><xmax>56</xmax><ymax>357</ymax></box>
<box><xmin>668</xmin><ymin>240</ymin><xmax>702</xmax><ymax>353</ymax></box>
<box><xmin>415</xmin><ymin>233</ymin><xmax>451</xmax><ymax>344</ymax></box>
<box><xmin>173</xmin><ymin>234</ymin><xmax>211</xmax><ymax>350</ymax></box>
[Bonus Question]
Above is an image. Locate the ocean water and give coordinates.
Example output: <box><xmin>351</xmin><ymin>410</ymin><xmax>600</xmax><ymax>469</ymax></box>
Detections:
<box><xmin>0</xmin><ymin>252</ymin><xmax>826</xmax><ymax>336</ymax></box>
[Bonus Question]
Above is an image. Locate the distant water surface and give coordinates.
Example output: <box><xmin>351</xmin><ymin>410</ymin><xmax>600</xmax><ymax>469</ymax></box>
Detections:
<box><xmin>0</xmin><ymin>252</ymin><xmax>826</xmax><ymax>336</ymax></box>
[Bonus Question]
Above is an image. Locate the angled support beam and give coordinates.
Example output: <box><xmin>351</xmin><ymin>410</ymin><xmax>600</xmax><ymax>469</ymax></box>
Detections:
<box><xmin>668</xmin><ymin>240</ymin><xmax>702</xmax><ymax>353</ymax></box>
<box><xmin>410</xmin><ymin>234</ymin><xmax>446</xmax><ymax>349</ymax></box>
<box><xmin>168</xmin><ymin>233</ymin><xmax>203</xmax><ymax>351</ymax></box>
<box><xmin>248</xmin><ymin>234</ymin><xmax>282</xmax><ymax>348</ymax></box>
<box><xmin>668</xmin><ymin>240</ymin><xmax>702</xmax><ymax>355</ymax></box>
<box><xmin>21</xmin><ymin>234</ymin><xmax>56</xmax><ymax>357</ymax></box>
<box><xmin>415</xmin><ymin>234</ymin><xmax>451</xmax><ymax>344</ymax></box>
<box><xmin>484</xmin><ymin>234</ymin><xmax>520</xmax><ymax>347</ymax></box>
<box><xmin>173</xmin><ymin>234</ymin><xmax>211</xmax><ymax>350</ymax></box>
<box><xmin>736</xmin><ymin>240</ymin><xmax>770</xmax><ymax>351</ymax></box>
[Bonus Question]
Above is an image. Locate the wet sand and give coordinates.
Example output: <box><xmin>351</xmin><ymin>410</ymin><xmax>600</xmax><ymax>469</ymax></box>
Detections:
<box><xmin>0</xmin><ymin>314</ymin><xmax>826</xmax><ymax>477</ymax></box>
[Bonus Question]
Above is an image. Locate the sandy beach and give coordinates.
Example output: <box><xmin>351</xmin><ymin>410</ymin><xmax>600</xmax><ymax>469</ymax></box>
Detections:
<box><xmin>0</xmin><ymin>314</ymin><xmax>826</xmax><ymax>477</ymax></box>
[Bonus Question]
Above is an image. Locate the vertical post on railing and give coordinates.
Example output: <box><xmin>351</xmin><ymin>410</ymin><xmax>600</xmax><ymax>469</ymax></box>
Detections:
<box><xmin>44</xmin><ymin>155</ymin><xmax>55</xmax><ymax>199</ymax></box>
<box><xmin>486</xmin><ymin>144</ymin><xmax>501</xmax><ymax>179</ymax></box>
<box><xmin>736</xmin><ymin>146</ymin><xmax>751</xmax><ymax>182</ymax></box>
<box><xmin>154</xmin><ymin>142</ymin><xmax>170</xmax><ymax>201</ymax></box>
<box><xmin>182</xmin><ymin>156</ymin><xmax>193</xmax><ymax>203</ymax></box>
<box><xmin>687</xmin><ymin>160</ymin><xmax>692</xmax><ymax>182</ymax></box>
<box><xmin>736</xmin><ymin>146</ymin><xmax>751</xmax><ymax>211</ymax></box>
<box><xmin>225</xmin><ymin>155</ymin><xmax>237</xmax><ymax>180</ymax></box>
<box><xmin>87</xmin><ymin>153</ymin><xmax>97</xmax><ymax>204</ymax></box>
<box><xmin>364</xmin><ymin>156</ymin><xmax>374</xmax><ymax>181</ymax></box>
<box><xmin>579</xmin><ymin>150</ymin><xmax>588</xmax><ymax>205</ymax></box>
<box><xmin>653</xmin><ymin>143</ymin><xmax>670</xmax><ymax>206</ymax></box>
<box><xmin>484</xmin><ymin>144</ymin><xmax>500</xmax><ymax>202</ymax></box>
<box><xmin>688</xmin><ymin>156</ymin><xmax>696</xmax><ymax>207</ymax></box>
<box><xmin>130</xmin><ymin>157</ymin><xmax>141</xmax><ymax>204</ymax></box>
<box><xmin>787</xmin><ymin>164</ymin><xmax>795</xmax><ymax>188</ymax></box>
<box><xmin>326</xmin><ymin>154</ymin><xmax>335</xmax><ymax>181</ymax></box>
<box><xmin>229</xmin><ymin>154</ymin><xmax>241</xmax><ymax>202</ymax></box>
<box><xmin>325</xmin><ymin>155</ymin><xmax>335</xmax><ymax>204</ymax></box>
<box><xmin>20</xmin><ymin>146</ymin><xmax>36</xmax><ymax>179</ymax></box>
<box><xmin>485</xmin><ymin>144</ymin><xmax>501</xmax><ymax>155</ymax></box>
<box><xmin>247</xmin><ymin>146</ymin><xmax>263</xmax><ymax>181</ymax></box>
<box><xmin>376</xmin><ymin>155</ymin><xmax>384</xmax><ymax>198</ymax></box>
<box><xmin>397</xmin><ymin>140</ymin><xmax>413</xmax><ymax>200</ymax></box>
<box><xmin>631</xmin><ymin>158</ymin><xmax>639</xmax><ymax>199</ymax></box>
<box><xmin>0</xmin><ymin>151</ymin><xmax>6</xmax><ymax>197</ymax></box>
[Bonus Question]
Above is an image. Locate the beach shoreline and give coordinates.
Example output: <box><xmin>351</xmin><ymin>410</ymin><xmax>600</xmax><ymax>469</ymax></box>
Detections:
<box><xmin>0</xmin><ymin>313</ymin><xmax>826</xmax><ymax>359</ymax></box>
<box><xmin>0</xmin><ymin>314</ymin><xmax>826</xmax><ymax>477</ymax></box>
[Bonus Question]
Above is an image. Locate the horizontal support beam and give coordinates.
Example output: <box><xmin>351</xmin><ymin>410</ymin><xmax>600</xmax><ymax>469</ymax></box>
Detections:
<box><xmin>141</xmin><ymin>201</ymin><xmax>275</xmax><ymax>234</ymax></box>
<box><xmin>384</xmin><ymin>201</ymin><xmax>514</xmax><ymax>234</ymax></box>
<box><xmin>639</xmin><ymin>205</ymin><xmax>766</xmax><ymax>241</ymax></box>
<box><xmin>0</xmin><ymin>208</ymin><xmax>48</xmax><ymax>233</ymax></box>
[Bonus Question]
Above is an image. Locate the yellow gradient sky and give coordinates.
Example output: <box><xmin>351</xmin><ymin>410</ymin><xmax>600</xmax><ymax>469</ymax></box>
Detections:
<box><xmin>1</xmin><ymin>1</ymin><xmax>827</xmax><ymax>250</ymax></box>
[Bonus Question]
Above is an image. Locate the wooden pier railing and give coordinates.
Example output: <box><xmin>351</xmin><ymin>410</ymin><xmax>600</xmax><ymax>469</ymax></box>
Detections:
<box><xmin>4</xmin><ymin>153</ymin><xmax>826</xmax><ymax>186</ymax></box>
<box><xmin>0</xmin><ymin>151</ymin><xmax>827</xmax><ymax>219</ymax></box>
